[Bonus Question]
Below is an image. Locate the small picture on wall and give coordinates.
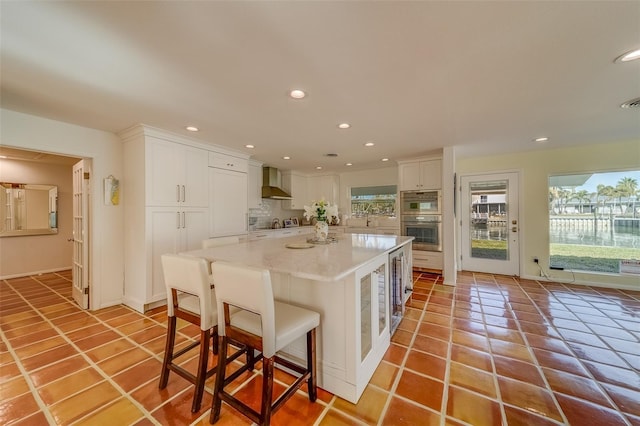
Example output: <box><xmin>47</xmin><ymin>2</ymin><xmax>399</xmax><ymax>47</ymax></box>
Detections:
<box><xmin>291</xmin><ymin>217</ymin><xmax>299</xmax><ymax>227</ymax></box>
<box><xmin>283</xmin><ymin>219</ymin><xmax>294</xmax><ymax>228</ymax></box>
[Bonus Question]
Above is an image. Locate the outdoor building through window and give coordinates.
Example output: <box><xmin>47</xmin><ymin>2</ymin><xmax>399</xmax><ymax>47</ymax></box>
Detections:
<box><xmin>548</xmin><ymin>170</ymin><xmax>640</xmax><ymax>274</ymax></box>
<box><xmin>351</xmin><ymin>185</ymin><xmax>397</xmax><ymax>217</ymax></box>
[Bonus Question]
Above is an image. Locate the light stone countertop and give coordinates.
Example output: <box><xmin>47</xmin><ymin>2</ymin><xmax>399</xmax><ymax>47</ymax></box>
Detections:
<box><xmin>183</xmin><ymin>233</ymin><xmax>413</xmax><ymax>282</ymax></box>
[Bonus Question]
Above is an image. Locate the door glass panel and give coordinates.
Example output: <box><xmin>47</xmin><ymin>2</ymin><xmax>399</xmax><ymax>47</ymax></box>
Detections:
<box><xmin>360</xmin><ymin>273</ymin><xmax>372</xmax><ymax>362</ymax></box>
<box><xmin>375</xmin><ymin>264</ymin><xmax>386</xmax><ymax>336</ymax></box>
<box><xmin>469</xmin><ymin>180</ymin><xmax>509</xmax><ymax>260</ymax></box>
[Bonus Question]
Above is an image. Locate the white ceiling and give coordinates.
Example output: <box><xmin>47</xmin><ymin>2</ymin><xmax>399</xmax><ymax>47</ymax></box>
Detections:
<box><xmin>1</xmin><ymin>1</ymin><xmax>639</xmax><ymax>173</ymax></box>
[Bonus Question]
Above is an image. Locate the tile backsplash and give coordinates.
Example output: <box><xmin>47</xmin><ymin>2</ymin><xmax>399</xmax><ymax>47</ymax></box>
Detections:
<box><xmin>248</xmin><ymin>199</ymin><xmax>303</xmax><ymax>230</ymax></box>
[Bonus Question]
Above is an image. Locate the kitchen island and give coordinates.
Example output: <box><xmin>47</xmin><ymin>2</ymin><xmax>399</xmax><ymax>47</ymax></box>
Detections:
<box><xmin>183</xmin><ymin>232</ymin><xmax>413</xmax><ymax>403</ymax></box>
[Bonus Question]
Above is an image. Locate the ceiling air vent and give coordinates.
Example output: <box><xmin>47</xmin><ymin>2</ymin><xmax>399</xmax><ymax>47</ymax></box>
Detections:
<box><xmin>620</xmin><ymin>97</ymin><xmax>640</xmax><ymax>108</ymax></box>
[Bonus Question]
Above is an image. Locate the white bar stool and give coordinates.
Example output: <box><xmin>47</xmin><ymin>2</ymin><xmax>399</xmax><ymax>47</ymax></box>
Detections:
<box><xmin>159</xmin><ymin>254</ymin><xmax>251</xmax><ymax>413</ymax></box>
<box><xmin>209</xmin><ymin>261</ymin><xmax>320</xmax><ymax>425</ymax></box>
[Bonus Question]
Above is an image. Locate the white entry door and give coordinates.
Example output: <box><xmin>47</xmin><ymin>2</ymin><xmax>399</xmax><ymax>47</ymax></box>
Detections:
<box><xmin>72</xmin><ymin>159</ymin><xmax>91</xmax><ymax>309</ymax></box>
<box><xmin>460</xmin><ymin>172</ymin><xmax>520</xmax><ymax>275</ymax></box>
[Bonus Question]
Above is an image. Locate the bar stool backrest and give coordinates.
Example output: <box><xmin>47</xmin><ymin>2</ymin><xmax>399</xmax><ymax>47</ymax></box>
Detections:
<box><xmin>161</xmin><ymin>254</ymin><xmax>216</xmax><ymax>331</ymax></box>
<box><xmin>212</xmin><ymin>262</ymin><xmax>277</xmax><ymax>357</ymax></box>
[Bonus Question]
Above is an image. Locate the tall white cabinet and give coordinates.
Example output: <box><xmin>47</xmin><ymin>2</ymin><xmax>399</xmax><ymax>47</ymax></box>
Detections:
<box><xmin>208</xmin><ymin>152</ymin><xmax>248</xmax><ymax>237</ymax></box>
<box><xmin>121</xmin><ymin>125</ymin><xmax>249</xmax><ymax>312</ymax></box>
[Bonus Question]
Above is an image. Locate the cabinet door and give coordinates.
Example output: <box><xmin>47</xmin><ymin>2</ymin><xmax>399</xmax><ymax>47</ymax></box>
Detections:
<box><xmin>149</xmin><ymin>208</ymin><xmax>181</xmax><ymax>302</ymax></box>
<box><xmin>180</xmin><ymin>209</ymin><xmax>210</xmax><ymax>251</ymax></box>
<box><xmin>282</xmin><ymin>173</ymin><xmax>308</xmax><ymax>210</ymax></box>
<box><xmin>248</xmin><ymin>163</ymin><xmax>262</xmax><ymax>209</ymax></box>
<box><xmin>147</xmin><ymin>138</ymin><xmax>183</xmax><ymax>206</ymax></box>
<box><xmin>399</xmin><ymin>163</ymin><xmax>421</xmax><ymax>191</ymax></box>
<box><xmin>184</xmin><ymin>147</ymin><xmax>209</xmax><ymax>207</ymax></box>
<box><xmin>209</xmin><ymin>168</ymin><xmax>248</xmax><ymax>236</ymax></box>
<box><xmin>146</xmin><ymin>139</ymin><xmax>208</xmax><ymax>206</ymax></box>
<box><xmin>420</xmin><ymin>159</ymin><xmax>442</xmax><ymax>190</ymax></box>
<box><xmin>308</xmin><ymin>175</ymin><xmax>338</xmax><ymax>204</ymax></box>
<box><xmin>358</xmin><ymin>262</ymin><xmax>387</xmax><ymax>363</ymax></box>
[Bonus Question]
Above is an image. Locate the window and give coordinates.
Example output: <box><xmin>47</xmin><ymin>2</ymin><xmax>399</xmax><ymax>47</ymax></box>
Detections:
<box><xmin>548</xmin><ymin>170</ymin><xmax>640</xmax><ymax>273</ymax></box>
<box><xmin>351</xmin><ymin>185</ymin><xmax>397</xmax><ymax>217</ymax></box>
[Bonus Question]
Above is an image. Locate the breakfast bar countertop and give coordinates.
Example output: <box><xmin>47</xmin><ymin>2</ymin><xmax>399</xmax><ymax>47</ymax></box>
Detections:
<box><xmin>183</xmin><ymin>233</ymin><xmax>413</xmax><ymax>282</ymax></box>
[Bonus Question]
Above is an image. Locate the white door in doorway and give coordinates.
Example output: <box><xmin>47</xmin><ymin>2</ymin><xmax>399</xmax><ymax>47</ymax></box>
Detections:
<box><xmin>460</xmin><ymin>172</ymin><xmax>519</xmax><ymax>275</ymax></box>
<box><xmin>72</xmin><ymin>159</ymin><xmax>91</xmax><ymax>309</ymax></box>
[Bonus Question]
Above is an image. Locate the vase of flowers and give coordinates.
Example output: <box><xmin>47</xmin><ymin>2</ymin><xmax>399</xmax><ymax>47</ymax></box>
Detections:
<box><xmin>304</xmin><ymin>199</ymin><xmax>339</xmax><ymax>241</ymax></box>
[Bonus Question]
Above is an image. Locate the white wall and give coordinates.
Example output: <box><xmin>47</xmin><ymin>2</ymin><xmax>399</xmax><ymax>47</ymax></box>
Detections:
<box><xmin>0</xmin><ymin>109</ymin><xmax>124</xmax><ymax>309</ymax></box>
<box><xmin>456</xmin><ymin>139</ymin><xmax>640</xmax><ymax>290</ymax></box>
<box><xmin>0</xmin><ymin>160</ymin><xmax>72</xmax><ymax>276</ymax></box>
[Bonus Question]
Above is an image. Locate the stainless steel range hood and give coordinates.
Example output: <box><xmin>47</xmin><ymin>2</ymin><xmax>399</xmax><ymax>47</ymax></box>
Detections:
<box><xmin>261</xmin><ymin>167</ymin><xmax>292</xmax><ymax>200</ymax></box>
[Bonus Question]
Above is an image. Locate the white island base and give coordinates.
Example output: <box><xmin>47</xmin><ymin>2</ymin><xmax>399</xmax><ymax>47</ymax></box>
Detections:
<box><xmin>185</xmin><ymin>233</ymin><xmax>412</xmax><ymax>403</ymax></box>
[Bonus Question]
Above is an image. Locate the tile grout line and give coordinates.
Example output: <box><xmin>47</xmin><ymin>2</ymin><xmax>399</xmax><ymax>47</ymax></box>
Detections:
<box><xmin>525</xmin><ymin>278</ymin><xmax>633</xmax><ymax>425</ymax></box>
<box><xmin>4</xmin><ymin>275</ymin><xmax>162</xmax><ymax>426</ymax></box>
<box><xmin>531</xmin><ymin>279</ymin><xmax>635</xmax><ymax>425</ymax></box>
<box><xmin>1</xmin><ymin>276</ymin><xmax>67</xmax><ymax>426</ymax></box>
<box><xmin>376</xmin><ymin>271</ymin><xmax>434</xmax><ymax>426</ymax></box>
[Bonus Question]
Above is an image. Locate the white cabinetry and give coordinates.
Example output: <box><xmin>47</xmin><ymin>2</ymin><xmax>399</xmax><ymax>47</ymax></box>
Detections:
<box><xmin>209</xmin><ymin>152</ymin><xmax>248</xmax><ymax>237</ymax></box>
<box><xmin>281</xmin><ymin>171</ymin><xmax>308</xmax><ymax>210</ymax></box>
<box><xmin>308</xmin><ymin>174</ymin><xmax>339</xmax><ymax>204</ymax></box>
<box><xmin>398</xmin><ymin>159</ymin><xmax>442</xmax><ymax>191</ymax></box>
<box><xmin>248</xmin><ymin>161</ymin><xmax>263</xmax><ymax>209</ymax></box>
<box><xmin>121</xmin><ymin>125</ymin><xmax>250</xmax><ymax>312</ymax></box>
<box><xmin>412</xmin><ymin>250</ymin><xmax>443</xmax><ymax>271</ymax></box>
<box><xmin>146</xmin><ymin>137</ymin><xmax>208</xmax><ymax>207</ymax></box>
<box><xmin>147</xmin><ymin>208</ymin><xmax>209</xmax><ymax>303</ymax></box>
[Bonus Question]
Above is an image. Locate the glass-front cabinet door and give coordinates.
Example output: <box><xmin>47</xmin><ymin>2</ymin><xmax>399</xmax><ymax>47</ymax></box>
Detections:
<box><xmin>358</xmin><ymin>260</ymin><xmax>388</xmax><ymax>363</ymax></box>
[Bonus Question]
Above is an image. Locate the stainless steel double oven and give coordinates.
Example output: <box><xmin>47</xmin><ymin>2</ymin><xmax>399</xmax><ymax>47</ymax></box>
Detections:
<box><xmin>401</xmin><ymin>190</ymin><xmax>442</xmax><ymax>252</ymax></box>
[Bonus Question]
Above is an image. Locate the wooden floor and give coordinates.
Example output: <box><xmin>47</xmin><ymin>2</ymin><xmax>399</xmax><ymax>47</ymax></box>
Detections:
<box><xmin>1</xmin><ymin>269</ymin><xmax>639</xmax><ymax>425</ymax></box>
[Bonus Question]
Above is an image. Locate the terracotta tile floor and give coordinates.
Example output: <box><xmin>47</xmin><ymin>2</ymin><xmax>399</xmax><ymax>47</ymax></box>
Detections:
<box><xmin>1</xmin><ymin>270</ymin><xmax>639</xmax><ymax>425</ymax></box>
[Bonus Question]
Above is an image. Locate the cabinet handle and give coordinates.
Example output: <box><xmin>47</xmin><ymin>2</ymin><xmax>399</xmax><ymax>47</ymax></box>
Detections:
<box><xmin>181</xmin><ymin>185</ymin><xmax>186</xmax><ymax>202</ymax></box>
<box><xmin>176</xmin><ymin>185</ymin><xmax>180</xmax><ymax>202</ymax></box>
<box><xmin>182</xmin><ymin>212</ymin><xmax>185</xmax><ymax>228</ymax></box>
<box><xmin>176</xmin><ymin>212</ymin><xmax>180</xmax><ymax>229</ymax></box>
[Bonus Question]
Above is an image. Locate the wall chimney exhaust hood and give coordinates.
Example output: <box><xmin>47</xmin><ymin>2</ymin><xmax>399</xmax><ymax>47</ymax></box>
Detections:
<box><xmin>261</xmin><ymin>167</ymin><xmax>292</xmax><ymax>200</ymax></box>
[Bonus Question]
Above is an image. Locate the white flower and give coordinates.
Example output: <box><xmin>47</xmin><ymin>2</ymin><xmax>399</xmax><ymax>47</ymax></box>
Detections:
<box><xmin>303</xmin><ymin>199</ymin><xmax>339</xmax><ymax>224</ymax></box>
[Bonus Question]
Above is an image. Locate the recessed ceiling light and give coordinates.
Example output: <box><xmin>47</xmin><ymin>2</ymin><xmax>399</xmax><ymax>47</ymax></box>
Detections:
<box><xmin>338</xmin><ymin>123</ymin><xmax>351</xmax><ymax>129</ymax></box>
<box><xmin>345</xmin><ymin>163</ymin><xmax>353</xmax><ymax>166</ymax></box>
<box><xmin>381</xmin><ymin>158</ymin><xmax>389</xmax><ymax>162</ymax></box>
<box><xmin>534</xmin><ymin>137</ymin><xmax>549</xmax><ymax>143</ymax></box>
<box><xmin>615</xmin><ymin>48</ymin><xmax>640</xmax><ymax>63</ymax></box>
<box><xmin>245</xmin><ymin>144</ymin><xmax>255</xmax><ymax>149</ymax></box>
<box><xmin>290</xmin><ymin>89</ymin><xmax>306</xmax><ymax>99</ymax></box>
<box><xmin>316</xmin><ymin>166</ymin><xmax>322</xmax><ymax>170</ymax></box>
<box><xmin>185</xmin><ymin>126</ymin><xmax>199</xmax><ymax>132</ymax></box>
<box><xmin>283</xmin><ymin>156</ymin><xmax>291</xmax><ymax>160</ymax></box>
<box><xmin>364</xmin><ymin>142</ymin><xmax>375</xmax><ymax>147</ymax></box>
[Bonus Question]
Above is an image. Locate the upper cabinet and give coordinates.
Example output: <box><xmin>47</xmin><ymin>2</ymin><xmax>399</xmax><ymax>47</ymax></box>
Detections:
<box><xmin>146</xmin><ymin>136</ymin><xmax>208</xmax><ymax>207</ymax></box>
<box><xmin>208</xmin><ymin>152</ymin><xmax>249</xmax><ymax>237</ymax></box>
<box><xmin>281</xmin><ymin>171</ymin><xmax>308</xmax><ymax>210</ymax></box>
<box><xmin>308</xmin><ymin>174</ymin><xmax>340</xmax><ymax>205</ymax></box>
<box><xmin>398</xmin><ymin>158</ymin><xmax>442</xmax><ymax>191</ymax></box>
<box><xmin>281</xmin><ymin>172</ymin><xmax>340</xmax><ymax>210</ymax></box>
<box><xmin>247</xmin><ymin>160</ymin><xmax>263</xmax><ymax>209</ymax></box>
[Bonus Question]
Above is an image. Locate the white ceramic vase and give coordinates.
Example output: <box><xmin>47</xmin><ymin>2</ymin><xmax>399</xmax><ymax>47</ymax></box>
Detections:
<box><xmin>314</xmin><ymin>220</ymin><xmax>329</xmax><ymax>241</ymax></box>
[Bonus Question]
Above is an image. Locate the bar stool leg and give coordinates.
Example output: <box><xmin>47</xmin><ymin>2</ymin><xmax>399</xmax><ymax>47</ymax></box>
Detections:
<box><xmin>192</xmin><ymin>328</ymin><xmax>211</xmax><ymax>413</ymax></box>
<box><xmin>159</xmin><ymin>316</ymin><xmax>177</xmax><ymax>389</ymax></box>
<box><xmin>210</xmin><ymin>335</ymin><xmax>228</xmax><ymax>424</ymax></box>
<box><xmin>307</xmin><ymin>328</ymin><xmax>317</xmax><ymax>402</ymax></box>
<box><xmin>260</xmin><ymin>357</ymin><xmax>275</xmax><ymax>426</ymax></box>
